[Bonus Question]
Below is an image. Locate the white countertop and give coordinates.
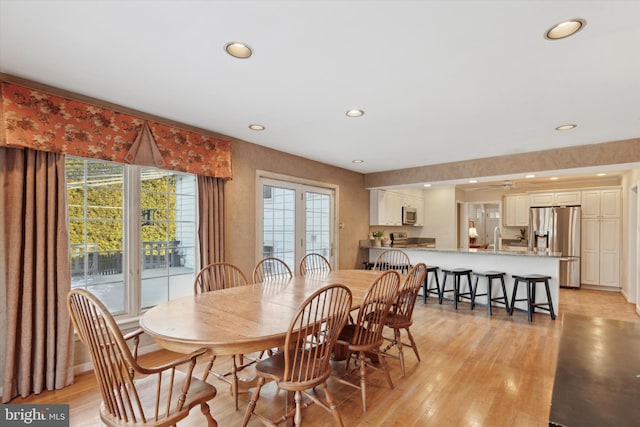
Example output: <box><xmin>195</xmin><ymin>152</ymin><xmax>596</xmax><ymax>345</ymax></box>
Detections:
<box><xmin>370</xmin><ymin>246</ymin><xmax>563</xmax><ymax>258</ymax></box>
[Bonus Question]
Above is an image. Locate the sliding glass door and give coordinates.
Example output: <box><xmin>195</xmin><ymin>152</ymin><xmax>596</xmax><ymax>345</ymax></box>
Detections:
<box><xmin>260</xmin><ymin>178</ymin><xmax>335</xmax><ymax>274</ymax></box>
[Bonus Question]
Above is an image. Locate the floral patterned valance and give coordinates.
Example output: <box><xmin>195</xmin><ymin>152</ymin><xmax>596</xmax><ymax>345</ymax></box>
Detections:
<box><xmin>0</xmin><ymin>81</ymin><xmax>232</xmax><ymax>179</ymax></box>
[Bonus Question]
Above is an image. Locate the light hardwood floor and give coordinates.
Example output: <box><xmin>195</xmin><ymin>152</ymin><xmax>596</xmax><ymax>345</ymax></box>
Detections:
<box><xmin>10</xmin><ymin>288</ymin><xmax>639</xmax><ymax>426</ymax></box>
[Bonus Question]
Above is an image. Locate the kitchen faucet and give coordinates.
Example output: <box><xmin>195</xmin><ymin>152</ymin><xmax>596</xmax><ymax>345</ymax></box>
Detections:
<box><xmin>493</xmin><ymin>226</ymin><xmax>502</xmax><ymax>251</ymax></box>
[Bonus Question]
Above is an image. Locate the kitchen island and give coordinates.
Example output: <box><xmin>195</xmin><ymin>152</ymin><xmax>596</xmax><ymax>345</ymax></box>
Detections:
<box><xmin>369</xmin><ymin>247</ymin><xmax>563</xmax><ymax>314</ymax></box>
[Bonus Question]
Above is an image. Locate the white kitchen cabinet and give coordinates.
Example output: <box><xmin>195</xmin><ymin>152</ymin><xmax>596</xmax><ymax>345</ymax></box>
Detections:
<box><xmin>503</xmin><ymin>194</ymin><xmax>529</xmax><ymax>227</ymax></box>
<box><xmin>580</xmin><ymin>188</ymin><xmax>621</xmax><ymax>288</ymax></box>
<box><xmin>582</xmin><ymin>189</ymin><xmax>621</xmax><ymax>218</ymax></box>
<box><xmin>555</xmin><ymin>191</ymin><xmax>581</xmax><ymax>206</ymax></box>
<box><xmin>529</xmin><ymin>192</ymin><xmax>555</xmax><ymax>206</ymax></box>
<box><xmin>529</xmin><ymin>191</ymin><xmax>580</xmax><ymax>207</ymax></box>
<box><xmin>370</xmin><ymin>189</ymin><xmax>403</xmax><ymax>226</ymax></box>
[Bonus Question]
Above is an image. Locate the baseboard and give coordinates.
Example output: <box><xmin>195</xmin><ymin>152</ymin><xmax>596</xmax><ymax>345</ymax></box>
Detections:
<box><xmin>580</xmin><ymin>284</ymin><xmax>621</xmax><ymax>292</ymax></box>
<box><xmin>73</xmin><ymin>342</ymin><xmax>161</xmax><ymax>375</ymax></box>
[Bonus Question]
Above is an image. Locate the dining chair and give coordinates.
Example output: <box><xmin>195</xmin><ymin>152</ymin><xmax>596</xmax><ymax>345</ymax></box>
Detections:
<box><xmin>333</xmin><ymin>270</ymin><xmax>401</xmax><ymax>412</ymax></box>
<box><xmin>67</xmin><ymin>288</ymin><xmax>217</xmax><ymax>427</ymax></box>
<box><xmin>243</xmin><ymin>284</ymin><xmax>353</xmax><ymax>427</ymax></box>
<box><xmin>252</xmin><ymin>257</ymin><xmax>293</xmax><ymax>283</ymax></box>
<box><xmin>381</xmin><ymin>262</ymin><xmax>427</xmax><ymax>377</ymax></box>
<box><xmin>194</xmin><ymin>262</ymin><xmax>253</xmax><ymax>410</ymax></box>
<box><xmin>194</xmin><ymin>261</ymin><xmax>249</xmax><ymax>294</ymax></box>
<box><xmin>298</xmin><ymin>253</ymin><xmax>332</xmax><ymax>276</ymax></box>
<box><xmin>372</xmin><ymin>249</ymin><xmax>412</xmax><ymax>273</ymax></box>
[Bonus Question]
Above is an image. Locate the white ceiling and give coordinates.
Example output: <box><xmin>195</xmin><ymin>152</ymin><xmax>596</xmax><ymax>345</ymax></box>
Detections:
<box><xmin>1</xmin><ymin>1</ymin><xmax>639</xmax><ymax>186</ymax></box>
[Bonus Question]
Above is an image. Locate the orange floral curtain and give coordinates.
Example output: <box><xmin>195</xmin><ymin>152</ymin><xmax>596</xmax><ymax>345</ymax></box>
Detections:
<box><xmin>0</xmin><ymin>82</ymin><xmax>232</xmax><ymax>179</ymax></box>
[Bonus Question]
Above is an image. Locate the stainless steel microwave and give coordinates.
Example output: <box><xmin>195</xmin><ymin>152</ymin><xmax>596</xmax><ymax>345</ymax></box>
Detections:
<box><xmin>402</xmin><ymin>206</ymin><xmax>417</xmax><ymax>225</ymax></box>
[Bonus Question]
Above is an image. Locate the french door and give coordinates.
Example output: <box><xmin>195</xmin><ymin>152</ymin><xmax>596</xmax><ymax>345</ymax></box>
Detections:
<box><xmin>259</xmin><ymin>177</ymin><xmax>335</xmax><ymax>274</ymax></box>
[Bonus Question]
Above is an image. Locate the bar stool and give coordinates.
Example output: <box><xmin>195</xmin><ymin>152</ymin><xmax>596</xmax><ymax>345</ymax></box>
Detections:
<box><xmin>422</xmin><ymin>265</ymin><xmax>441</xmax><ymax>304</ymax></box>
<box><xmin>470</xmin><ymin>271</ymin><xmax>509</xmax><ymax>315</ymax></box>
<box><xmin>440</xmin><ymin>268</ymin><xmax>473</xmax><ymax>309</ymax></box>
<box><xmin>509</xmin><ymin>274</ymin><xmax>556</xmax><ymax>322</ymax></box>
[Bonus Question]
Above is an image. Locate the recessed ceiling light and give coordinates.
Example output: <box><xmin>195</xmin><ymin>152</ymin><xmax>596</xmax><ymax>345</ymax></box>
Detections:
<box><xmin>346</xmin><ymin>109</ymin><xmax>364</xmax><ymax>117</ymax></box>
<box><xmin>597</xmin><ymin>173</ymin><xmax>607</xmax><ymax>177</ymax></box>
<box><xmin>550</xmin><ymin>177</ymin><xmax>559</xmax><ymax>180</ymax></box>
<box><xmin>556</xmin><ymin>124</ymin><xmax>577</xmax><ymax>131</ymax></box>
<box><xmin>525</xmin><ymin>174</ymin><xmax>536</xmax><ymax>178</ymax></box>
<box><xmin>469</xmin><ymin>180</ymin><xmax>478</xmax><ymax>184</ymax></box>
<box><xmin>352</xmin><ymin>159</ymin><xmax>364</xmax><ymax>164</ymax></box>
<box><xmin>423</xmin><ymin>184</ymin><xmax>432</xmax><ymax>187</ymax></box>
<box><xmin>545</xmin><ymin>19</ymin><xmax>586</xmax><ymax>40</ymax></box>
<box><xmin>225</xmin><ymin>42</ymin><xmax>253</xmax><ymax>59</ymax></box>
<box><xmin>249</xmin><ymin>124</ymin><xmax>265</xmax><ymax>131</ymax></box>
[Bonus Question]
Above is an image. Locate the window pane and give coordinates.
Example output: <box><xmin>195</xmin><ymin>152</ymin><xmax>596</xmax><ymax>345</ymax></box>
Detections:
<box><xmin>262</xmin><ymin>185</ymin><xmax>296</xmax><ymax>271</ymax></box>
<box><xmin>305</xmin><ymin>191</ymin><xmax>331</xmax><ymax>258</ymax></box>
<box><xmin>140</xmin><ymin>169</ymin><xmax>196</xmax><ymax>310</ymax></box>
<box><xmin>67</xmin><ymin>158</ymin><xmax>197</xmax><ymax>315</ymax></box>
<box><xmin>67</xmin><ymin>158</ymin><xmax>125</xmax><ymax>314</ymax></box>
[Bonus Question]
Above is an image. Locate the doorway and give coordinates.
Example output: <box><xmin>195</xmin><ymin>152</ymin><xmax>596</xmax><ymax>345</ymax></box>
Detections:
<box><xmin>258</xmin><ymin>176</ymin><xmax>336</xmax><ymax>274</ymax></box>
<box><xmin>468</xmin><ymin>203</ymin><xmax>500</xmax><ymax>246</ymax></box>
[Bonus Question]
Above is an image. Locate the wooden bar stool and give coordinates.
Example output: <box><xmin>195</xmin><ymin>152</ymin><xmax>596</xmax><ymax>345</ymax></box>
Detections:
<box><xmin>422</xmin><ymin>265</ymin><xmax>441</xmax><ymax>304</ymax></box>
<box><xmin>470</xmin><ymin>271</ymin><xmax>509</xmax><ymax>315</ymax></box>
<box><xmin>440</xmin><ymin>268</ymin><xmax>473</xmax><ymax>310</ymax></box>
<box><xmin>509</xmin><ymin>274</ymin><xmax>556</xmax><ymax>322</ymax></box>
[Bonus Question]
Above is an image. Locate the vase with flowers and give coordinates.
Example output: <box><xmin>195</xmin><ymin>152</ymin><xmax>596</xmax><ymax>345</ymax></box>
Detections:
<box><xmin>371</xmin><ymin>230</ymin><xmax>384</xmax><ymax>247</ymax></box>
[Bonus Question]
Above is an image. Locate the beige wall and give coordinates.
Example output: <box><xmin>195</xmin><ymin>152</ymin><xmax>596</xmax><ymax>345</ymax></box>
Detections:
<box><xmin>226</xmin><ymin>138</ymin><xmax>370</xmax><ymax>276</ymax></box>
<box><xmin>365</xmin><ymin>138</ymin><xmax>640</xmax><ymax>188</ymax></box>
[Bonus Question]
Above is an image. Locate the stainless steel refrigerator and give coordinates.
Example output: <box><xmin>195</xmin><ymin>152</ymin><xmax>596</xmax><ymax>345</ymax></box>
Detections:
<box><xmin>528</xmin><ymin>205</ymin><xmax>581</xmax><ymax>288</ymax></box>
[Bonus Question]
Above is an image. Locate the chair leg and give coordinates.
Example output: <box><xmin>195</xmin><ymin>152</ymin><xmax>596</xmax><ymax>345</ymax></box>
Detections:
<box><xmin>405</xmin><ymin>327</ymin><xmax>420</xmax><ymax>362</ymax></box>
<box><xmin>471</xmin><ymin>276</ymin><xmax>479</xmax><ymax>310</ymax></box>
<box><xmin>294</xmin><ymin>390</ymin><xmax>303</xmax><ymax>427</ymax></box>
<box><xmin>439</xmin><ymin>272</ymin><xmax>448</xmax><ymax>304</ymax></box>
<box><xmin>486</xmin><ymin>279</ymin><xmax>493</xmax><ymax>316</ymax></box>
<box><xmin>394</xmin><ymin>328</ymin><xmax>406</xmax><ymax>378</ymax></box>
<box><xmin>544</xmin><ymin>279</ymin><xmax>556</xmax><ymax>320</ymax></box>
<box><xmin>242</xmin><ymin>376</ymin><xmax>265</xmax><ymax>427</ymax></box>
<box><xmin>321</xmin><ymin>383</ymin><xmax>345</xmax><ymax>427</ymax></box>
<box><xmin>377</xmin><ymin>351</ymin><xmax>394</xmax><ymax>391</ymax></box>
<box><xmin>526</xmin><ymin>280</ymin><xmax>533</xmax><ymax>322</ymax></box>
<box><xmin>358</xmin><ymin>352</ymin><xmax>368</xmax><ymax>412</ymax></box>
<box><xmin>500</xmin><ymin>276</ymin><xmax>509</xmax><ymax>313</ymax></box>
<box><xmin>200</xmin><ymin>402</ymin><xmax>218</xmax><ymax>427</ymax></box>
<box><xmin>509</xmin><ymin>279</ymin><xmax>519</xmax><ymax>315</ymax></box>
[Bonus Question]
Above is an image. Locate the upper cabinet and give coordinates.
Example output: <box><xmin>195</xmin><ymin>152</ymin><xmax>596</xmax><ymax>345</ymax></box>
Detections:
<box><xmin>503</xmin><ymin>194</ymin><xmax>529</xmax><ymax>227</ymax></box>
<box><xmin>529</xmin><ymin>191</ymin><xmax>581</xmax><ymax>207</ymax></box>
<box><xmin>581</xmin><ymin>188</ymin><xmax>621</xmax><ymax>218</ymax></box>
<box><xmin>370</xmin><ymin>189</ymin><xmax>424</xmax><ymax>226</ymax></box>
<box><xmin>370</xmin><ymin>189</ymin><xmax>402</xmax><ymax>226</ymax></box>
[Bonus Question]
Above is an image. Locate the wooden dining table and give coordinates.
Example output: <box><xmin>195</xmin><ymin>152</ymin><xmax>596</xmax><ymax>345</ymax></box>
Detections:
<box><xmin>140</xmin><ymin>269</ymin><xmax>388</xmax><ymax>422</ymax></box>
<box><xmin>140</xmin><ymin>268</ymin><xmax>385</xmax><ymax>357</ymax></box>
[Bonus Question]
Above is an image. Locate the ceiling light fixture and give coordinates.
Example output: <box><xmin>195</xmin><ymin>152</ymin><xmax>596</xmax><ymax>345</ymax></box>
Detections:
<box><xmin>469</xmin><ymin>179</ymin><xmax>478</xmax><ymax>184</ymax></box>
<box><xmin>545</xmin><ymin>19</ymin><xmax>586</xmax><ymax>40</ymax></box>
<box><xmin>352</xmin><ymin>159</ymin><xmax>364</xmax><ymax>164</ymax></box>
<box><xmin>249</xmin><ymin>124</ymin><xmax>265</xmax><ymax>131</ymax></box>
<box><xmin>556</xmin><ymin>124</ymin><xmax>577</xmax><ymax>131</ymax></box>
<box><xmin>225</xmin><ymin>42</ymin><xmax>253</xmax><ymax>59</ymax></box>
<box><xmin>346</xmin><ymin>109</ymin><xmax>364</xmax><ymax>117</ymax></box>
<box><xmin>597</xmin><ymin>173</ymin><xmax>607</xmax><ymax>177</ymax></box>
<box><xmin>525</xmin><ymin>174</ymin><xmax>536</xmax><ymax>178</ymax></box>
<box><xmin>423</xmin><ymin>184</ymin><xmax>432</xmax><ymax>187</ymax></box>
<box><xmin>550</xmin><ymin>177</ymin><xmax>559</xmax><ymax>180</ymax></box>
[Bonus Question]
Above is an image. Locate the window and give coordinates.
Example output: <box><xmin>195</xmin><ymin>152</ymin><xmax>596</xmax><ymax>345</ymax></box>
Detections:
<box><xmin>66</xmin><ymin>157</ymin><xmax>197</xmax><ymax>316</ymax></box>
<box><xmin>259</xmin><ymin>176</ymin><xmax>336</xmax><ymax>273</ymax></box>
